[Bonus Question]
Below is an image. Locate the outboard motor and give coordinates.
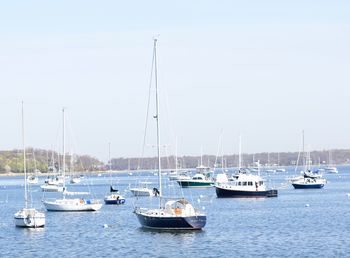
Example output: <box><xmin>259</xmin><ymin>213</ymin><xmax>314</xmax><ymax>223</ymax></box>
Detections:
<box><xmin>153</xmin><ymin>188</ymin><xmax>160</xmax><ymax>196</ymax></box>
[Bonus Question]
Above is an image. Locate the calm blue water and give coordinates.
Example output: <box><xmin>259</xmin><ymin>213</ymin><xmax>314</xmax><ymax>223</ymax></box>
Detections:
<box><xmin>1</xmin><ymin>167</ymin><xmax>350</xmax><ymax>257</ymax></box>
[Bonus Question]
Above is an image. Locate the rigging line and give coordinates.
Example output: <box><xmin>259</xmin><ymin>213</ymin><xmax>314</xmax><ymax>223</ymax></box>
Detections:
<box><xmin>138</xmin><ymin>41</ymin><xmax>156</xmax><ymax>170</ymax></box>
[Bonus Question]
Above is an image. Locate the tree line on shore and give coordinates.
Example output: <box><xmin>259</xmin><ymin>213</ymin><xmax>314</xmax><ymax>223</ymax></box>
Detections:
<box><xmin>1</xmin><ymin>148</ymin><xmax>350</xmax><ymax>173</ymax></box>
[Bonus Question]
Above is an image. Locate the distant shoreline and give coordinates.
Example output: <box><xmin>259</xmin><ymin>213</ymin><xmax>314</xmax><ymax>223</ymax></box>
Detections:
<box><xmin>0</xmin><ymin>170</ymin><xmax>129</xmax><ymax>177</ymax></box>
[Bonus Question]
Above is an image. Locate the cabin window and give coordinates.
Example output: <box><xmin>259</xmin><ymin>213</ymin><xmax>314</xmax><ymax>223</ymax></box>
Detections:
<box><xmin>259</xmin><ymin>181</ymin><xmax>263</xmax><ymax>186</ymax></box>
<box><xmin>243</xmin><ymin>182</ymin><xmax>247</xmax><ymax>186</ymax></box>
<box><xmin>248</xmin><ymin>182</ymin><xmax>253</xmax><ymax>186</ymax></box>
<box><xmin>238</xmin><ymin>182</ymin><xmax>241</xmax><ymax>186</ymax></box>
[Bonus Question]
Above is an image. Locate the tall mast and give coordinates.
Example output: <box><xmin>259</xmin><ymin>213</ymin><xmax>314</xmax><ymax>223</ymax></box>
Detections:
<box><xmin>62</xmin><ymin>108</ymin><xmax>66</xmax><ymax>195</ymax></box>
<box><xmin>200</xmin><ymin>146</ymin><xmax>203</xmax><ymax>166</ymax></box>
<box><xmin>21</xmin><ymin>101</ymin><xmax>28</xmax><ymax>208</ymax></box>
<box><xmin>108</xmin><ymin>142</ymin><xmax>111</xmax><ymax>172</ymax></box>
<box><xmin>153</xmin><ymin>38</ymin><xmax>162</xmax><ymax>206</ymax></box>
<box><xmin>302</xmin><ymin>130</ymin><xmax>306</xmax><ymax>172</ymax></box>
<box><xmin>238</xmin><ymin>135</ymin><xmax>242</xmax><ymax>170</ymax></box>
<box><xmin>175</xmin><ymin>138</ymin><xmax>178</xmax><ymax>174</ymax></box>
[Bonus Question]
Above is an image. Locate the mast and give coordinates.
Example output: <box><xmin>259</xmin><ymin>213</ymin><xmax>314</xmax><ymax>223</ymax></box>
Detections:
<box><xmin>108</xmin><ymin>142</ymin><xmax>111</xmax><ymax>173</ymax></box>
<box><xmin>175</xmin><ymin>139</ymin><xmax>178</xmax><ymax>174</ymax></box>
<box><xmin>62</xmin><ymin>108</ymin><xmax>66</xmax><ymax>195</ymax></box>
<box><xmin>238</xmin><ymin>135</ymin><xmax>242</xmax><ymax>170</ymax></box>
<box><xmin>200</xmin><ymin>146</ymin><xmax>203</xmax><ymax>166</ymax></box>
<box><xmin>153</xmin><ymin>38</ymin><xmax>162</xmax><ymax>206</ymax></box>
<box><xmin>21</xmin><ymin>101</ymin><xmax>28</xmax><ymax>209</ymax></box>
<box><xmin>302</xmin><ymin>130</ymin><xmax>306</xmax><ymax>172</ymax></box>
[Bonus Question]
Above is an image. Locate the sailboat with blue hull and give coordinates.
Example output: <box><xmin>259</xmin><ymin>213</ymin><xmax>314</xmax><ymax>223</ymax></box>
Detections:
<box><xmin>135</xmin><ymin>199</ymin><xmax>206</xmax><ymax>230</ymax></box>
<box><xmin>134</xmin><ymin>39</ymin><xmax>206</xmax><ymax>230</ymax></box>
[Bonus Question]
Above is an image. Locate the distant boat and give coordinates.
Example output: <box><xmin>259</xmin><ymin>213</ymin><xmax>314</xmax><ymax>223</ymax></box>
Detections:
<box><xmin>40</xmin><ymin>184</ymin><xmax>64</xmax><ymax>192</ymax></box>
<box><xmin>291</xmin><ymin>171</ymin><xmax>326</xmax><ymax>189</ymax></box>
<box><xmin>134</xmin><ymin>39</ymin><xmax>206</xmax><ymax>230</ymax></box>
<box><xmin>43</xmin><ymin>108</ymin><xmax>102</xmax><ymax>212</ymax></box>
<box><xmin>217</xmin><ymin>138</ymin><xmax>277</xmax><ymax>198</ymax></box>
<box><xmin>27</xmin><ymin>175</ymin><xmax>38</xmax><ymax>184</ymax></box>
<box><xmin>324</xmin><ymin>166</ymin><xmax>338</xmax><ymax>174</ymax></box>
<box><xmin>130</xmin><ymin>182</ymin><xmax>156</xmax><ymax>197</ymax></box>
<box><xmin>14</xmin><ymin>102</ymin><xmax>45</xmax><ymax>228</ymax></box>
<box><xmin>70</xmin><ymin>176</ymin><xmax>81</xmax><ymax>184</ymax></box>
<box><xmin>215</xmin><ymin>170</ymin><xmax>278</xmax><ymax>198</ymax></box>
<box><xmin>275</xmin><ymin>168</ymin><xmax>286</xmax><ymax>173</ymax></box>
<box><xmin>177</xmin><ymin>164</ymin><xmax>214</xmax><ymax>188</ymax></box>
<box><xmin>104</xmin><ymin>143</ymin><xmax>126</xmax><ymax>205</ymax></box>
<box><xmin>290</xmin><ymin>131</ymin><xmax>327</xmax><ymax>189</ymax></box>
<box><xmin>325</xmin><ymin>150</ymin><xmax>338</xmax><ymax>173</ymax></box>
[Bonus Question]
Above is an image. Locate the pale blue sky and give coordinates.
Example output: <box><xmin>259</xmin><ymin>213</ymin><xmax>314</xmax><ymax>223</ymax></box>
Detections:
<box><xmin>1</xmin><ymin>1</ymin><xmax>350</xmax><ymax>161</ymax></box>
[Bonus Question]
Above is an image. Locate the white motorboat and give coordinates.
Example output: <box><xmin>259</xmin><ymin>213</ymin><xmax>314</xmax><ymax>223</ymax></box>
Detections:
<box><xmin>14</xmin><ymin>102</ymin><xmax>45</xmax><ymax>228</ymax></box>
<box><xmin>215</xmin><ymin>161</ymin><xmax>278</xmax><ymax>198</ymax></box>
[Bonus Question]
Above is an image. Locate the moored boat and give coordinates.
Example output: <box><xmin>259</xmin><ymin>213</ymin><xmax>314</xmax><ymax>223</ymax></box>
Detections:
<box><xmin>215</xmin><ymin>171</ymin><xmax>277</xmax><ymax>198</ymax></box>
<box><xmin>134</xmin><ymin>39</ymin><xmax>206</xmax><ymax>230</ymax></box>
<box><xmin>14</xmin><ymin>102</ymin><xmax>45</xmax><ymax>228</ymax></box>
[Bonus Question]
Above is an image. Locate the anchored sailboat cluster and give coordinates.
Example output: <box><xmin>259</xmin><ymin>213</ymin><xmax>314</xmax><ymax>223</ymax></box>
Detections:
<box><xmin>13</xmin><ymin>39</ymin><xmax>336</xmax><ymax>232</ymax></box>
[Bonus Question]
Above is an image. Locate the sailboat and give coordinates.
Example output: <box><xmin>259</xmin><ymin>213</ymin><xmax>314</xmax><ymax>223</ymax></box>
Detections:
<box><xmin>104</xmin><ymin>142</ymin><xmax>125</xmax><ymax>205</ymax></box>
<box><xmin>134</xmin><ymin>39</ymin><xmax>206</xmax><ymax>230</ymax></box>
<box><xmin>291</xmin><ymin>131</ymin><xmax>327</xmax><ymax>189</ymax></box>
<box><xmin>43</xmin><ymin>108</ymin><xmax>102</xmax><ymax>212</ymax></box>
<box><xmin>14</xmin><ymin>102</ymin><xmax>45</xmax><ymax>228</ymax></box>
<box><xmin>324</xmin><ymin>150</ymin><xmax>338</xmax><ymax>174</ymax></box>
<box><xmin>41</xmin><ymin>150</ymin><xmax>64</xmax><ymax>192</ymax></box>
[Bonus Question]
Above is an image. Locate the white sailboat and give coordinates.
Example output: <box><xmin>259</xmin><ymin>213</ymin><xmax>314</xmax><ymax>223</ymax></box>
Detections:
<box><xmin>325</xmin><ymin>150</ymin><xmax>338</xmax><ymax>174</ymax></box>
<box><xmin>43</xmin><ymin>108</ymin><xmax>102</xmax><ymax>212</ymax></box>
<box><xmin>14</xmin><ymin>102</ymin><xmax>45</xmax><ymax>228</ymax></box>
<box><xmin>134</xmin><ymin>39</ymin><xmax>206</xmax><ymax>230</ymax></box>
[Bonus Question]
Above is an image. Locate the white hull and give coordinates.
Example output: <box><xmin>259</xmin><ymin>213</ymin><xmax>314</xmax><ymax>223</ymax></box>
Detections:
<box><xmin>130</xmin><ymin>188</ymin><xmax>154</xmax><ymax>197</ymax></box>
<box><xmin>41</xmin><ymin>184</ymin><xmax>64</xmax><ymax>192</ymax></box>
<box><xmin>14</xmin><ymin>208</ymin><xmax>45</xmax><ymax>228</ymax></box>
<box><xmin>325</xmin><ymin>167</ymin><xmax>338</xmax><ymax>174</ymax></box>
<box><xmin>70</xmin><ymin>177</ymin><xmax>81</xmax><ymax>184</ymax></box>
<box><xmin>44</xmin><ymin>198</ymin><xmax>102</xmax><ymax>211</ymax></box>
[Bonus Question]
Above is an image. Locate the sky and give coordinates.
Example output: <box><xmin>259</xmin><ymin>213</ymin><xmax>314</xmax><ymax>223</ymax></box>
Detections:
<box><xmin>0</xmin><ymin>0</ymin><xmax>350</xmax><ymax>162</ymax></box>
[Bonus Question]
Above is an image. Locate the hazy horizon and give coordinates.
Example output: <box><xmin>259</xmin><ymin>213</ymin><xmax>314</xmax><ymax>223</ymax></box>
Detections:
<box><xmin>1</xmin><ymin>1</ymin><xmax>349</xmax><ymax>162</ymax></box>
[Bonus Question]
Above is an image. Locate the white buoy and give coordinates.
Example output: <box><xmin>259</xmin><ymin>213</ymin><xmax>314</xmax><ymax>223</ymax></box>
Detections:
<box><xmin>103</xmin><ymin>224</ymin><xmax>108</xmax><ymax>228</ymax></box>
<box><xmin>305</xmin><ymin>204</ymin><xmax>310</xmax><ymax>207</ymax></box>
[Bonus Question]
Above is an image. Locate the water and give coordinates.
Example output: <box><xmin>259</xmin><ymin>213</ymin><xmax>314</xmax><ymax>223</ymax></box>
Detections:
<box><xmin>1</xmin><ymin>167</ymin><xmax>350</xmax><ymax>257</ymax></box>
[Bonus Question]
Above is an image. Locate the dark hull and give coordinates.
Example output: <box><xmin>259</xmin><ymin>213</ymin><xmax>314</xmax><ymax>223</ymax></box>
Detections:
<box><xmin>104</xmin><ymin>199</ymin><xmax>126</xmax><ymax>205</ymax></box>
<box><xmin>135</xmin><ymin>213</ymin><xmax>206</xmax><ymax>230</ymax></box>
<box><xmin>177</xmin><ymin>181</ymin><xmax>214</xmax><ymax>188</ymax></box>
<box><xmin>216</xmin><ymin>187</ymin><xmax>278</xmax><ymax>198</ymax></box>
<box><xmin>292</xmin><ymin>183</ymin><xmax>324</xmax><ymax>189</ymax></box>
